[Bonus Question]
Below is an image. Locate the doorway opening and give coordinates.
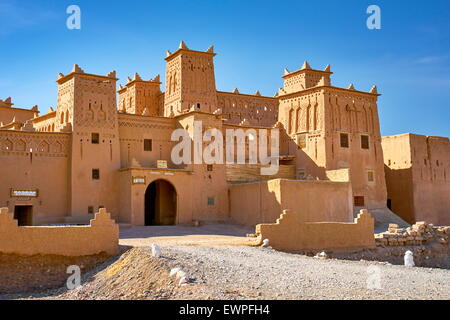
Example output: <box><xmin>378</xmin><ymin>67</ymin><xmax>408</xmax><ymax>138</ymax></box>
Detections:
<box><xmin>145</xmin><ymin>180</ymin><xmax>177</xmax><ymax>225</ymax></box>
<box><xmin>14</xmin><ymin>205</ymin><xmax>33</xmax><ymax>226</ymax></box>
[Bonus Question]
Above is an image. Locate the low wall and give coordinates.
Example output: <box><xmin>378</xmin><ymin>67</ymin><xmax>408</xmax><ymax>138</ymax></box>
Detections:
<box><xmin>256</xmin><ymin>209</ymin><xmax>375</xmax><ymax>251</ymax></box>
<box><xmin>229</xmin><ymin>179</ymin><xmax>353</xmax><ymax>226</ymax></box>
<box><xmin>0</xmin><ymin>208</ymin><xmax>119</xmax><ymax>256</ymax></box>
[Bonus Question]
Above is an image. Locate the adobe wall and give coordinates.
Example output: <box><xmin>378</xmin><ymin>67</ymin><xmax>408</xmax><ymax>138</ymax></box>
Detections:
<box><xmin>118</xmin><ymin>77</ymin><xmax>161</xmax><ymax>116</ymax></box>
<box><xmin>226</xmin><ymin>164</ymin><xmax>296</xmax><ymax>182</ymax></box>
<box><xmin>229</xmin><ymin>178</ymin><xmax>353</xmax><ymax>226</ymax></box>
<box><xmin>256</xmin><ymin>209</ymin><xmax>375</xmax><ymax>251</ymax></box>
<box><xmin>32</xmin><ymin>111</ymin><xmax>57</xmax><ymax>132</ymax></box>
<box><xmin>0</xmin><ymin>131</ymin><xmax>70</xmax><ymax>224</ymax></box>
<box><xmin>0</xmin><ymin>208</ymin><xmax>119</xmax><ymax>256</ymax></box>
<box><xmin>382</xmin><ymin>134</ymin><xmax>415</xmax><ymax>223</ymax></box>
<box><xmin>278</xmin><ymin>77</ymin><xmax>387</xmax><ymax>210</ymax></box>
<box><xmin>323</xmin><ymin>89</ymin><xmax>387</xmax><ymax>209</ymax></box>
<box><xmin>118</xmin><ymin>168</ymin><xmax>195</xmax><ymax>225</ymax></box>
<box><xmin>118</xmin><ymin>113</ymin><xmax>178</xmax><ymax>169</ymax></box>
<box><xmin>59</xmin><ymin>71</ymin><xmax>122</xmax><ymax>221</ymax></box>
<box><xmin>410</xmin><ymin>134</ymin><xmax>450</xmax><ymax>225</ymax></box>
<box><xmin>382</xmin><ymin>133</ymin><xmax>450</xmax><ymax>225</ymax></box>
<box><xmin>217</xmin><ymin>91</ymin><xmax>279</xmax><ymax>127</ymax></box>
<box><xmin>0</xmin><ymin>105</ymin><xmax>38</xmax><ymax>125</ymax></box>
<box><xmin>175</xmin><ymin>112</ymin><xmax>229</xmax><ymax>222</ymax></box>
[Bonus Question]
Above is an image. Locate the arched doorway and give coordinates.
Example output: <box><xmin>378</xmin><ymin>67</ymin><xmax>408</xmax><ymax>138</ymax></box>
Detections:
<box><xmin>145</xmin><ymin>179</ymin><xmax>177</xmax><ymax>226</ymax></box>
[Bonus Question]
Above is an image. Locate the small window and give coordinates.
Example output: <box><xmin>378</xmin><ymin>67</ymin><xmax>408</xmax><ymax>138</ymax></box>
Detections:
<box><xmin>340</xmin><ymin>133</ymin><xmax>349</xmax><ymax>148</ymax></box>
<box><xmin>297</xmin><ymin>133</ymin><xmax>307</xmax><ymax>149</ymax></box>
<box><xmin>207</xmin><ymin>197</ymin><xmax>215</xmax><ymax>206</ymax></box>
<box><xmin>197</xmin><ymin>103</ymin><xmax>201</xmax><ymax>110</ymax></box>
<box><xmin>92</xmin><ymin>133</ymin><xmax>100</xmax><ymax>144</ymax></box>
<box><xmin>92</xmin><ymin>169</ymin><xmax>100</xmax><ymax>180</ymax></box>
<box><xmin>207</xmin><ymin>164</ymin><xmax>213</xmax><ymax>172</ymax></box>
<box><xmin>354</xmin><ymin>196</ymin><xmax>365</xmax><ymax>207</ymax></box>
<box><xmin>367</xmin><ymin>170</ymin><xmax>374</xmax><ymax>182</ymax></box>
<box><xmin>88</xmin><ymin>206</ymin><xmax>94</xmax><ymax>214</ymax></box>
<box><xmin>144</xmin><ymin>139</ymin><xmax>152</xmax><ymax>151</ymax></box>
<box><xmin>297</xmin><ymin>170</ymin><xmax>306</xmax><ymax>180</ymax></box>
<box><xmin>361</xmin><ymin>135</ymin><xmax>369</xmax><ymax>149</ymax></box>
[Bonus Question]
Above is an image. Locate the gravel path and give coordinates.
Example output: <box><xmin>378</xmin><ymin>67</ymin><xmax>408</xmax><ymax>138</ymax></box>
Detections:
<box><xmin>162</xmin><ymin>245</ymin><xmax>450</xmax><ymax>300</ymax></box>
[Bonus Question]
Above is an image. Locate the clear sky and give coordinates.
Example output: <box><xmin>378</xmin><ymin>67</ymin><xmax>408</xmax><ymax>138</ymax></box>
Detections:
<box><xmin>0</xmin><ymin>0</ymin><xmax>449</xmax><ymax>137</ymax></box>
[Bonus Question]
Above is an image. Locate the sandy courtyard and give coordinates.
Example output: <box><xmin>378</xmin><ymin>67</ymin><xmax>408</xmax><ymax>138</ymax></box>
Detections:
<box><xmin>119</xmin><ymin>224</ymin><xmax>259</xmax><ymax>247</ymax></box>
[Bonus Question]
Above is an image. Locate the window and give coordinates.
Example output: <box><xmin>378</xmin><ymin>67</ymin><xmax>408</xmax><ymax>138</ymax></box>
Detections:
<box><xmin>297</xmin><ymin>170</ymin><xmax>306</xmax><ymax>180</ymax></box>
<box><xmin>92</xmin><ymin>169</ymin><xmax>100</xmax><ymax>180</ymax></box>
<box><xmin>91</xmin><ymin>133</ymin><xmax>100</xmax><ymax>144</ymax></box>
<box><xmin>207</xmin><ymin>164</ymin><xmax>213</xmax><ymax>172</ymax></box>
<box><xmin>144</xmin><ymin>139</ymin><xmax>152</xmax><ymax>151</ymax></box>
<box><xmin>207</xmin><ymin>197</ymin><xmax>215</xmax><ymax>206</ymax></box>
<box><xmin>367</xmin><ymin>170</ymin><xmax>374</xmax><ymax>182</ymax></box>
<box><xmin>197</xmin><ymin>103</ymin><xmax>201</xmax><ymax>110</ymax></box>
<box><xmin>354</xmin><ymin>196</ymin><xmax>365</xmax><ymax>207</ymax></box>
<box><xmin>361</xmin><ymin>135</ymin><xmax>369</xmax><ymax>149</ymax></box>
<box><xmin>88</xmin><ymin>206</ymin><xmax>94</xmax><ymax>214</ymax></box>
<box><xmin>340</xmin><ymin>133</ymin><xmax>349</xmax><ymax>148</ymax></box>
<box><xmin>297</xmin><ymin>133</ymin><xmax>307</xmax><ymax>149</ymax></box>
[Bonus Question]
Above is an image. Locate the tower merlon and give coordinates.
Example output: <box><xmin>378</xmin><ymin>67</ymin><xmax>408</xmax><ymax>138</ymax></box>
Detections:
<box><xmin>56</xmin><ymin>65</ymin><xmax>119</xmax><ymax>84</ymax></box>
<box><xmin>165</xmin><ymin>42</ymin><xmax>217</xmax><ymax>61</ymax></box>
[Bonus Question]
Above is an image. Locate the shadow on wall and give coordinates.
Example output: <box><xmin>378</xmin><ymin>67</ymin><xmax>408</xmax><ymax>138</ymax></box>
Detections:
<box><xmin>229</xmin><ymin>178</ymin><xmax>353</xmax><ymax>227</ymax></box>
<box><xmin>384</xmin><ymin>165</ymin><xmax>415</xmax><ymax>224</ymax></box>
<box><xmin>255</xmin><ymin>209</ymin><xmax>375</xmax><ymax>252</ymax></box>
<box><xmin>0</xmin><ymin>208</ymin><xmax>119</xmax><ymax>256</ymax></box>
<box><xmin>280</xmin><ymin>127</ymin><xmax>327</xmax><ymax>180</ymax></box>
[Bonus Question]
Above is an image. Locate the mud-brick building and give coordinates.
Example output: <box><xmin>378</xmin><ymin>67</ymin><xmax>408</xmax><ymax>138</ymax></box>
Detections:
<box><xmin>1</xmin><ymin>42</ymin><xmax>442</xmax><ymax>228</ymax></box>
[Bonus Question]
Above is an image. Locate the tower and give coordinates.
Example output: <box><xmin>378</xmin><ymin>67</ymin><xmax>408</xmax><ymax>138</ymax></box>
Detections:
<box><xmin>118</xmin><ymin>73</ymin><xmax>162</xmax><ymax>116</ymax></box>
<box><xmin>278</xmin><ymin>61</ymin><xmax>386</xmax><ymax>209</ymax></box>
<box><xmin>281</xmin><ymin>62</ymin><xmax>331</xmax><ymax>95</ymax></box>
<box><xmin>56</xmin><ymin>65</ymin><xmax>121</xmax><ymax>220</ymax></box>
<box><xmin>163</xmin><ymin>41</ymin><xmax>218</xmax><ymax>117</ymax></box>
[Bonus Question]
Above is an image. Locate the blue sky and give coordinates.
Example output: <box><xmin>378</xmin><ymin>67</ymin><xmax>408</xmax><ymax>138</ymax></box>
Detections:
<box><xmin>0</xmin><ymin>0</ymin><xmax>449</xmax><ymax>137</ymax></box>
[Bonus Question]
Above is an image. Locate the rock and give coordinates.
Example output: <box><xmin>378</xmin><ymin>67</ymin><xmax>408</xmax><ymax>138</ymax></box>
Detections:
<box><xmin>261</xmin><ymin>239</ymin><xmax>270</xmax><ymax>247</ymax></box>
<box><xmin>404</xmin><ymin>250</ymin><xmax>415</xmax><ymax>267</ymax></box>
<box><xmin>151</xmin><ymin>243</ymin><xmax>161</xmax><ymax>258</ymax></box>
<box><xmin>176</xmin><ymin>270</ymin><xmax>187</xmax><ymax>279</ymax></box>
<box><xmin>170</xmin><ymin>268</ymin><xmax>181</xmax><ymax>276</ymax></box>
<box><xmin>179</xmin><ymin>276</ymin><xmax>189</xmax><ymax>286</ymax></box>
<box><xmin>314</xmin><ymin>251</ymin><xmax>328</xmax><ymax>259</ymax></box>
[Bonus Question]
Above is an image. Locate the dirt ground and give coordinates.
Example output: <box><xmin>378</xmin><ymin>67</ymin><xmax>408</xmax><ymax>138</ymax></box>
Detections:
<box><xmin>9</xmin><ymin>245</ymin><xmax>450</xmax><ymax>300</ymax></box>
<box><xmin>119</xmin><ymin>224</ymin><xmax>258</xmax><ymax>247</ymax></box>
<box><xmin>1</xmin><ymin>224</ymin><xmax>449</xmax><ymax>300</ymax></box>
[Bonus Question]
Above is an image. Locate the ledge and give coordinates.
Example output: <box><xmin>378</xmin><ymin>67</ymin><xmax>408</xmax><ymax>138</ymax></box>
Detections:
<box><xmin>118</xmin><ymin>167</ymin><xmax>193</xmax><ymax>174</ymax></box>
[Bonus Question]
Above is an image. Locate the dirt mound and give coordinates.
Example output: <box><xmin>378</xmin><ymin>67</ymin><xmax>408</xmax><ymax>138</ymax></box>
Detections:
<box><xmin>52</xmin><ymin>248</ymin><xmax>181</xmax><ymax>300</ymax></box>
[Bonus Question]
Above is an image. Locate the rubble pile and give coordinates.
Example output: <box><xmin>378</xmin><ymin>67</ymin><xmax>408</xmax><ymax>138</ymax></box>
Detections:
<box><xmin>375</xmin><ymin>221</ymin><xmax>450</xmax><ymax>247</ymax></box>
